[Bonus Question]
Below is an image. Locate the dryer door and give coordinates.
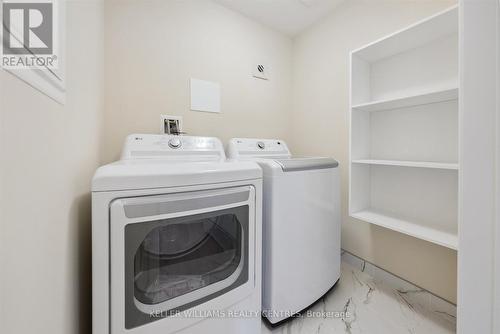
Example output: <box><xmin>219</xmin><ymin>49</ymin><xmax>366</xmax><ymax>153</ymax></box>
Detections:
<box><xmin>109</xmin><ymin>186</ymin><xmax>255</xmax><ymax>333</ymax></box>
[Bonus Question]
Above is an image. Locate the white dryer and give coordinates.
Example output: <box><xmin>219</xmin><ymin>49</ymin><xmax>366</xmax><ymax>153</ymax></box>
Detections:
<box><xmin>92</xmin><ymin>134</ymin><xmax>263</xmax><ymax>334</ymax></box>
<box><xmin>227</xmin><ymin>138</ymin><xmax>341</xmax><ymax>325</ymax></box>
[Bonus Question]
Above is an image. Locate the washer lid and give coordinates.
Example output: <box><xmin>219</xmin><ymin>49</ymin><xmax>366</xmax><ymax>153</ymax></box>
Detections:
<box><xmin>92</xmin><ymin>160</ymin><xmax>261</xmax><ymax>192</ymax></box>
<box><xmin>274</xmin><ymin>157</ymin><xmax>339</xmax><ymax>172</ymax></box>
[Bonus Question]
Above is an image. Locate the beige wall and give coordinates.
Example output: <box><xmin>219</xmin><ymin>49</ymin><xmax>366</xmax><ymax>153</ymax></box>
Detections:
<box><xmin>102</xmin><ymin>0</ymin><xmax>293</xmax><ymax>163</ymax></box>
<box><xmin>0</xmin><ymin>1</ymin><xmax>104</xmax><ymax>333</ymax></box>
<box><xmin>290</xmin><ymin>0</ymin><xmax>458</xmax><ymax>302</ymax></box>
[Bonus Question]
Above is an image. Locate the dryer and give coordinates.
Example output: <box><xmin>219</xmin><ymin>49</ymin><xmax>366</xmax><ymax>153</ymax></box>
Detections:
<box><xmin>227</xmin><ymin>138</ymin><xmax>341</xmax><ymax>325</ymax></box>
<box><xmin>92</xmin><ymin>134</ymin><xmax>263</xmax><ymax>334</ymax></box>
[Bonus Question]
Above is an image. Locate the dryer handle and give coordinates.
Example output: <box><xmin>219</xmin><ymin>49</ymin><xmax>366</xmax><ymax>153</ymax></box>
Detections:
<box><xmin>120</xmin><ymin>187</ymin><xmax>251</xmax><ymax>219</ymax></box>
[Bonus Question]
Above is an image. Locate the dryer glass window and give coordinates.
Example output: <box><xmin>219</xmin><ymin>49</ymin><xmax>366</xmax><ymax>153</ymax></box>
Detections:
<box><xmin>124</xmin><ymin>206</ymin><xmax>249</xmax><ymax>329</ymax></box>
<box><xmin>134</xmin><ymin>212</ymin><xmax>243</xmax><ymax>305</ymax></box>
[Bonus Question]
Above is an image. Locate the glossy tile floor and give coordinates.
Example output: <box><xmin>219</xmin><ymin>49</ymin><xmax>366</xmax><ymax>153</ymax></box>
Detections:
<box><xmin>261</xmin><ymin>260</ymin><xmax>456</xmax><ymax>334</ymax></box>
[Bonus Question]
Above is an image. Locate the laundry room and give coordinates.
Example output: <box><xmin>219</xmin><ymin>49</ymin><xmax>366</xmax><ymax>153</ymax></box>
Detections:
<box><xmin>0</xmin><ymin>0</ymin><xmax>499</xmax><ymax>334</ymax></box>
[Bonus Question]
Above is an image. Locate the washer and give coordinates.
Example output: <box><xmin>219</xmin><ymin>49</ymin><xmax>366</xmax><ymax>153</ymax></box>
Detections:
<box><xmin>227</xmin><ymin>138</ymin><xmax>341</xmax><ymax>324</ymax></box>
<box><xmin>92</xmin><ymin>134</ymin><xmax>263</xmax><ymax>334</ymax></box>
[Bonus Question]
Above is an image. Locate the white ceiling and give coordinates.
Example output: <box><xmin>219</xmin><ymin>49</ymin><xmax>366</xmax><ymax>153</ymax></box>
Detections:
<box><xmin>214</xmin><ymin>0</ymin><xmax>345</xmax><ymax>36</ymax></box>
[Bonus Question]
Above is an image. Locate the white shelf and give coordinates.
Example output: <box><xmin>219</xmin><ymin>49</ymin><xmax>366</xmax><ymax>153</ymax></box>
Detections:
<box><xmin>351</xmin><ymin>159</ymin><xmax>459</xmax><ymax>170</ymax></box>
<box><xmin>352</xmin><ymin>5</ymin><xmax>458</xmax><ymax>62</ymax></box>
<box><xmin>351</xmin><ymin>87</ymin><xmax>458</xmax><ymax>113</ymax></box>
<box><xmin>351</xmin><ymin>209</ymin><xmax>458</xmax><ymax>250</ymax></box>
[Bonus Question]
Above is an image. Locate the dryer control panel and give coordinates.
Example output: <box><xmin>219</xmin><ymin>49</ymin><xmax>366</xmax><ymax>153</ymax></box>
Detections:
<box><xmin>121</xmin><ymin>134</ymin><xmax>226</xmax><ymax>161</ymax></box>
<box><xmin>227</xmin><ymin>138</ymin><xmax>291</xmax><ymax>159</ymax></box>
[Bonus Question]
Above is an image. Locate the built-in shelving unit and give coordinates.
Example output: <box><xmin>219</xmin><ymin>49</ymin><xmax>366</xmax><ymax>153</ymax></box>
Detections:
<box><xmin>349</xmin><ymin>5</ymin><xmax>459</xmax><ymax>250</ymax></box>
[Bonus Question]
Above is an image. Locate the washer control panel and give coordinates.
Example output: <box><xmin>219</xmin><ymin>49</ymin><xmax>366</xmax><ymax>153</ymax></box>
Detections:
<box><xmin>227</xmin><ymin>138</ymin><xmax>291</xmax><ymax>158</ymax></box>
<box><xmin>121</xmin><ymin>134</ymin><xmax>225</xmax><ymax>160</ymax></box>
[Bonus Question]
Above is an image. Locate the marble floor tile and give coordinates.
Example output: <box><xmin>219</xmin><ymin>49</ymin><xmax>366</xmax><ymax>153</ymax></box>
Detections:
<box><xmin>261</xmin><ymin>261</ymin><xmax>456</xmax><ymax>334</ymax></box>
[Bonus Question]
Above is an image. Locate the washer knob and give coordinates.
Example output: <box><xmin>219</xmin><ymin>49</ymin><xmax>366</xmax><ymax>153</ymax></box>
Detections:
<box><xmin>168</xmin><ymin>137</ymin><xmax>182</xmax><ymax>149</ymax></box>
<box><xmin>257</xmin><ymin>141</ymin><xmax>265</xmax><ymax>149</ymax></box>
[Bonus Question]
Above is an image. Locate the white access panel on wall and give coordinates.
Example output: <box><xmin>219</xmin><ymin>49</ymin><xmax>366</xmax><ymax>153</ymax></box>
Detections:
<box><xmin>190</xmin><ymin>78</ymin><xmax>221</xmax><ymax>113</ymax></box>
<box><xmin>349</xmin><ymin>5</ymin><xmax>459</xmax><ymax>250</ymax></box>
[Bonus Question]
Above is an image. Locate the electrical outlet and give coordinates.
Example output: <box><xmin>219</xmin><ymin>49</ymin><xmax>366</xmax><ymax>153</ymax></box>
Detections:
<box><xmin>161</xmin><ymin>115</ymin><xmax>183</xmax><ymax>135</ymax></box>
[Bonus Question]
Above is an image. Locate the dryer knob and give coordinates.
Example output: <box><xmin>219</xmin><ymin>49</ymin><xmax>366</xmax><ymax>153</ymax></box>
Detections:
<box><xmin>257</xmin><ymin>141</ymin><xmax>265</xmax><ymax>149</ymax></box>
<box><xmin>168</xmin><ymin>138</ymin><xmax>182</xmax><ymax>149</ymax></box>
